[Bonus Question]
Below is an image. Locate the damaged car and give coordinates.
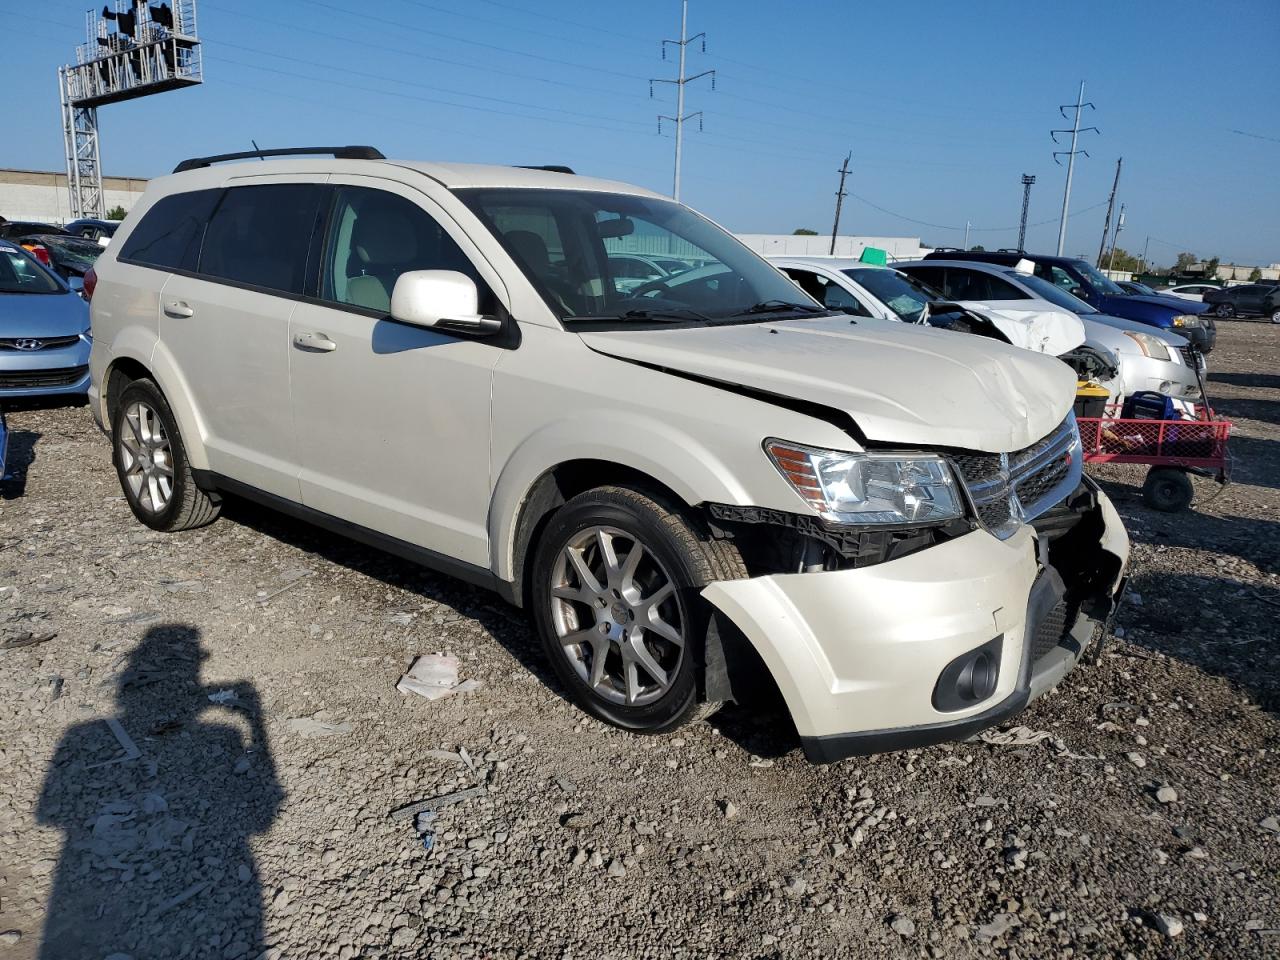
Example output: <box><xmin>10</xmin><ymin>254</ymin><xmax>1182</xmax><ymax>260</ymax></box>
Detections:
<box><xmin>86</xmin><ymin>146</ymin><xmax>1129</xmax><ymax>762</ymax></box>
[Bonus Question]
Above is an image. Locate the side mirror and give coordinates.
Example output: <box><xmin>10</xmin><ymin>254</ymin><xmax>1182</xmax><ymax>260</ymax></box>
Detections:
<box><xmin>390</xmin><ymin>270</ymin><xmax>501</xmax><ymax>335</ymax></box>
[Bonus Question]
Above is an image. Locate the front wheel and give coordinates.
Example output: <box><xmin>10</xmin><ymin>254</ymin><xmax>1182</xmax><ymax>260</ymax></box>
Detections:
<box><xmin>529</xmin><ymin>485</ymin><xmax>746</xmax><ymax>732</ymax></box>
<box><xmin>112</xmin><ymin>378</ymin><xmax>221</xmax><ymax>531</ymax></box>
<box><xmin>1142</xmin><ymin>467</ymin><xmax>1194</xmax><ymax>513</ymax></box>
<box><xmin>1270</xmin><ymin>308</ymin><xmax>1280</xmax><ymax>324</ymax></box>
<box><xmin>1214</xmin><ymin>302</ymin><xmax>1234</xmax><ymax>319</ymax></box>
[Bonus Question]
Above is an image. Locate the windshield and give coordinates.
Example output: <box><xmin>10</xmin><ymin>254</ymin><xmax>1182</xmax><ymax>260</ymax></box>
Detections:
<box><xmin>1072</xmin><ymin>259</ymin><xmax>1126</xmax><ymax>296</ymax></box>
<box><xmin>38</xmin><ymin>235</ymin><xmax>104</xmax><ymax>270</ymax></box>
<box><xmin>1006</xmin><ymin>270</ymin><xmax>1098</xmax><ymax>314</ymax></box>
<box><xmin>843</xmin><ymin>267</ymin><xmax>939</xmax><ymax>321</ymax></box>
<box><xmin>0</xmin><ymin>248</ymin><xmax>61</xmax><ymax>294</ymax></box>
<box><xmin>459</xmin><ymin>189</ymin><xmax>823</xmax><ymax>323</ymax></box>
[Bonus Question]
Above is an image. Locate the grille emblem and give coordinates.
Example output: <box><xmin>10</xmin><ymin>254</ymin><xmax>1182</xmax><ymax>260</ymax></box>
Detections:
<box><xmin>14</xmin><ymin>338</ymin><xmax>44</xmax><ymax>351</ymax></box>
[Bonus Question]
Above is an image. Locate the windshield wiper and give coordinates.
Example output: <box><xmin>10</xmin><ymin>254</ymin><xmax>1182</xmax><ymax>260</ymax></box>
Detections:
<box><xmin>568</xmin><ymin>307</ymin><xmax>712</xmax><ymax>323</ymax></box>
<box><xmin>735</xmin><ymin>300</ymin><xmax>825</xmax><ymax>316</ymax></box>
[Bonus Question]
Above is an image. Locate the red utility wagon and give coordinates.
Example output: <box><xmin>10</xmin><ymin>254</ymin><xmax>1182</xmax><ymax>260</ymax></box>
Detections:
<box><xmin>1076</xmin><ymin>403</ymin><xmax>1232</xmax><ymax>512</ymax></box>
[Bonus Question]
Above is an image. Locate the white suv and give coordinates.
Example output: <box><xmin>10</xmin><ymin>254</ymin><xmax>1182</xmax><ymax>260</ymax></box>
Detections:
<box><xmin>86</xmin><ymin>146</ymin><xmax>1129</xmax><ymax>762</ymax></box>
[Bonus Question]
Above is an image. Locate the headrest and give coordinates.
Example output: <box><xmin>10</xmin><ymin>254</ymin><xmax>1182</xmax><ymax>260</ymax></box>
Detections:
<box><xmin>353</xmin><ymin>211</ymin><xmax>419</xmax><ymax>265</ymax></box>
<box><xmin>504</xmin><ymin>229</ymin><xmax>550</xmax><ymax>270</ymax></box>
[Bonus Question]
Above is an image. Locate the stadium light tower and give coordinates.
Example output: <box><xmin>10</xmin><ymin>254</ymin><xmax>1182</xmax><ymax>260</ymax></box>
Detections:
<box><xmin>58</xmin><ymin>2</ymin><xmax>203</xmax><ymax>219</ymax></box>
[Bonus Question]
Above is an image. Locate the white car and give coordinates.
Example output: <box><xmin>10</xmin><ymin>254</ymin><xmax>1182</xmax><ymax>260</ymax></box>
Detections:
<box><xmin>899</xmin><ymin>260</ymin><xmax>1204</xmax><ymax>406</ymax></box>
<box><xmin>769</xmin><ymin>256</ymin><xmax>1086</xmax><ymax>356</ymax></box>
<box><xmin>85</xmin><ymin>146</ymin><xmax>1128</xmax><ymax>762</ymax></box>
<box><xmin>1158</xmin><ymin>284</ymin><xmax>1218</xmax><ymax>302</ymax></box>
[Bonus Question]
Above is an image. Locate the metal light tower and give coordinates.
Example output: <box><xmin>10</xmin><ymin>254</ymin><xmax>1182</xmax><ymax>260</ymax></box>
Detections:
<box><xmin>58</xmin><ymin>2</ymin><xmax>203</xmax><ymax>219</ymax></box>
<box><xmin>1051</xmin><ymin>81</ymin><xmax>1098</xmax><ymax>256</ymax></box>
<box><xmin>1017</xmin><ymin>174</ymin><xmax>1035</xmax><ymax>252</ymax></box>
<box><xmin>651</xmin><ymin>1</ymin><xmax>715</xmax><ymax>203</ymax></box>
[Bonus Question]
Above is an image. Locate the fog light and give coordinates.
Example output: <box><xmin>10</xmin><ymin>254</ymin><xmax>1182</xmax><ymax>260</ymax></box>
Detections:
<box><xmin>932</xmin><ymin>636</ymin><xmax>1002</xmax><ymax>712</ymax></box>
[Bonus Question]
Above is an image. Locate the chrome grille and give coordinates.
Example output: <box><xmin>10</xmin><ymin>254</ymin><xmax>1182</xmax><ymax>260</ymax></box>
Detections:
<box><xmin>949</xmin><ymin>415</ymin><xmax>1082</xmax><ymax>540</ymax></box>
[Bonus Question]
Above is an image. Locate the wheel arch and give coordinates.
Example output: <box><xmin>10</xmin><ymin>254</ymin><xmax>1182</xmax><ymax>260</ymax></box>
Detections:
<box><xmin>500</xmin><ymin>458</ymin><xmax>692</xmax><ymax>609</ymax></box>
<box><xmin>107</xmin><ymin>341</ymin><xmax>212</xmax><ymax>472</ymax></box>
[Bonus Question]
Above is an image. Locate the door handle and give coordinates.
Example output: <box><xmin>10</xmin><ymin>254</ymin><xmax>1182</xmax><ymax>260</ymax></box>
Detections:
<box><xmin>293</xmin><ymin>332</ymin><xmax>337</xmax><ymax>353</ymax></box>
<box><xmin>163</xmin><ymin>300</ymin><xmax>194</xmax><ymax>319</ymax></box>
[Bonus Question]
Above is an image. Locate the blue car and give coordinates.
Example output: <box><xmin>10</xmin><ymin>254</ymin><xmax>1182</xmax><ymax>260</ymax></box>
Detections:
<box><xmin>925</xmin><ymin>249</ymin><xmax>1216</xmax><ymax>354</ymax></box>
<box><xmin>0</xmin><ymin>239</ymin><xmax>91</xmax><ymax>399</ymax></box>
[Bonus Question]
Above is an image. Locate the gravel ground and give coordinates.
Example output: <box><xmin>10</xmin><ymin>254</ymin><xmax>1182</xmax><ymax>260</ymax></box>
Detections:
<box><xmin>0</xmin><ymin>322</ymin><xmax>1277</xmax><ymax>960</ymax></box>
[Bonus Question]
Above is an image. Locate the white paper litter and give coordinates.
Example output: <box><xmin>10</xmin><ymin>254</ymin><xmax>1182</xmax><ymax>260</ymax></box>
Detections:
<box><xmin>979</xmin><ymin>724</ymin><xmax>1100</xmax><ymax>760</ymax></box>
<box><xmin>396</xmin><ymin>654</ymin><xmax>483</xmax><ymax>702</ymax></box>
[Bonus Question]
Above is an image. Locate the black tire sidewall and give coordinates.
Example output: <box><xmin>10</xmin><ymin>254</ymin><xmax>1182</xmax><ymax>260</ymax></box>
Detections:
<box><xmin>1143</xmin><ymin>468</ymin><xmax>1193</xmax><ymax>512</ymax></box>
<box><xmin>530</xmin><ymin>493</ymin><xmax>710</xmax><ymax>732</ymax></box>
<box><xmin>112</xmin><ymin>380</ymin><xmax>194</xmax><ymax>531</ymax></box>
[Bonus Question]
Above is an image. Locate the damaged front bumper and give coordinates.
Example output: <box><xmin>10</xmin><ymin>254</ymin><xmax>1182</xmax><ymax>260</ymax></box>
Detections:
<box><xmin>702</xmin><ymin>478</ymin><xmax>1129</xmax><ymax>763</ymax></box>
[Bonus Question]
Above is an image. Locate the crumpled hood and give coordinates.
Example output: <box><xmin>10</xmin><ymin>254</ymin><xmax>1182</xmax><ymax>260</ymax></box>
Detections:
<box><xmin>0</xmin><ymin>291</ymin><xmax>89</xmax><ymax>337</ymax></box>
<box><xmin>580</xmin><ymin>316</ymin><xmax>1076</xmax><ymax>452</ymax></box>
<box><xmin>951</xmin><ymin>300</ymin><xmax>1086</xmax><ymax>355</ymax></box>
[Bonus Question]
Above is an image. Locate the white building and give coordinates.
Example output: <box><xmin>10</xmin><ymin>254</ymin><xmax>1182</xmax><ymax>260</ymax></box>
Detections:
<box><xmin>0</xmin><ymin>167</ymin><xmax>148</xmax><ymax>224</ymax></box>
<box><xmin>735</xmin><ymin>234</ymin><xmax>927</xmax><ymax>262</ymax></box>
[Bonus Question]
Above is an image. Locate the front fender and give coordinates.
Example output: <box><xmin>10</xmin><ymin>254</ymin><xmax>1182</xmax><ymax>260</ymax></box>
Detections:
<box><xmin>489</xmin><ymin>412</ymin><xmax>753</xmax><ymax>583</ymax></box>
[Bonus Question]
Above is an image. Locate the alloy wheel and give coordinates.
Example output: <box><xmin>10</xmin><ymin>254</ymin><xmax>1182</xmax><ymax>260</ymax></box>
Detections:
<box><xmin>1215</xmin><ymin>303</ymin><xmax>1233</xmax><ymax>318</ymax></box>
<box><xmin>118</xmin><ymin>400</ymin><xmax>174</xmax><ymax>513</ymax></box>
<box><xmin>548</xmin><ymin>525</ymin><xmax>685</xmax><ymax>707</ymax></box>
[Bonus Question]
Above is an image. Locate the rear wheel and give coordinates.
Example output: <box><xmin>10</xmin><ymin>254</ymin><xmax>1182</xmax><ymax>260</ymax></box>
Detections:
<box><xmin>1214</xmin><ymin>302</ymin><xmax>1234</xmax><ymax>319</ymax></box>
<box><xmin>1142</xmin><ymin>467</ymin><xmax>1194</xmax><ymax>513</ymax></box>
<box><xmin>530</xmin><ymin>485</ymin><xmax>746</xmax><ymax>732</ymax></box>
<box><xmin>112</xmin><ymin>379</ymin><xmax>220</xmax><ymax>531</ymax></box>
<box><xmin>1270</xmin><ymin>308</ymin><xmax>1280</xmax><ymax>324</ymax></box>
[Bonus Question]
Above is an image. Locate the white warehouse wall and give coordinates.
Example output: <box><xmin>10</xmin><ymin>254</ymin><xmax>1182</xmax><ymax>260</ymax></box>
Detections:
<box><xmin>0</xmin><ymin>168</ymin><xmax>147</xmax><ymax>224</ymax></box>
<box><xmin>735</xmin><ymin>234</ymin><xmax>927</xmax><ymax>261</ymax></box>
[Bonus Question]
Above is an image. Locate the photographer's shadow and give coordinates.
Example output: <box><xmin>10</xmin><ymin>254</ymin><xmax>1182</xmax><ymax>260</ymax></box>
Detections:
<box><xmin>36</xmin><ymin>625</ymin><xmax>283</xmax><ymax>959</ymax></box>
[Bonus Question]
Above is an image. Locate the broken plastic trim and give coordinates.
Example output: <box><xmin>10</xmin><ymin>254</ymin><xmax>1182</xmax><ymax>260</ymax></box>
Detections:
<box><xmin>706</xmin><ymin>502</ymin><xmax>971</xmax><ymax>572</ymax></box>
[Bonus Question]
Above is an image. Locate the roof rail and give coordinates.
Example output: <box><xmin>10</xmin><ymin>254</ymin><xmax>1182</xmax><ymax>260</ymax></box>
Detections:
<box><xmin>516</xmin><ymin>165</ymin><xmax>575</xmax><ymax>174</ymax></box>
<box><xmin>173</xmin><ymin>145</ymin><xmax>385</xmax><ymax>174</ymax></box>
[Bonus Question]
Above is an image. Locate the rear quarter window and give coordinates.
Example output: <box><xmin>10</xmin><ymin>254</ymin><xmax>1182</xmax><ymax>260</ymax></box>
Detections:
<box><xmin>118</xmin><ymin>189</ymin><xmax>221</xmax><ymax>271</ymax></box>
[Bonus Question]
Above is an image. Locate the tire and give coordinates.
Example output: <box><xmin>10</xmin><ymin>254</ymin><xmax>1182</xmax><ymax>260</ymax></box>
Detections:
<box><xmin>1142</xmin><ymin>467</ymin><xmax>1194</xmax><ymax>513</ymax></box>
<box><xmin>529</xmin><ymin>485</ymin><xmax>747</xmax><ymax>733</ymax></box>
<box><xmin>1270</xmin><ymin>308</ymin><xmax>1280</xmax><ymax>324</ymax></box>
<box><xmin>112</xmin><ymin>378</ymin><xmax>220</xmax><ymax>532</ymax></box>
<box><xmin>1214</xmin><ymin>302</ymin><xmax>1234</xmax><ymax>319</ymax></box>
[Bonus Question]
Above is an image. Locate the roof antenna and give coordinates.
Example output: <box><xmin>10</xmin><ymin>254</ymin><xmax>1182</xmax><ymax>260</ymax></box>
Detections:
<box><xmin>250</xmin><ymin>139</ymin><xmax>265</xmax><ymax>161</ymax></box>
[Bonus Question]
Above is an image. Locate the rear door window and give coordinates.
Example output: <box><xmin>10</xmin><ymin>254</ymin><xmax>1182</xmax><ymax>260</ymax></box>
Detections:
<box><xmin>117</xmin><ymin>189</ymin><xmax>221</xmax><ymax>271</ymax></box>
<box><xmin>198</xmin><ymin>184</ymin><xmax>325</xmax><ymax>295</ymax></box>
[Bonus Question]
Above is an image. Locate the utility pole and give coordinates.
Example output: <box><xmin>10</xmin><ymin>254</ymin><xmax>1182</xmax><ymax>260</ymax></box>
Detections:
<box><xmin>1140</xmin><ymin>234</ymin><xmax>1150</xmax><ymax>274</ymax></box>
<box><xmin>1096</xmin><ymin>157</ymin><xmax>1123</xmax><ymax>267</ymax></box>
<box><xmin>1107</xmin><ymin>203</ymin><xmax>1126</xmax><ymax>274</ymax></box>
<box><xmin>964</xmin><ymin>220</ymin><xmax>971</xmax><ymax>250</ymax></box>
<box><xmin>651</xmin><ymin>1</ymin><xmax>715</xmax><ymax>203</ymax></box>
<box><xmin>1017</xmin><ymin>174</ymin><xmax>1036</xmax><ymax>252</ymax></box>
<box><xmin>829</xmin><ymin>152</ymin><xmax>851</xmax><ymax>255</ymax></box>
<box><xmin>1052</xmin><ymin>81</ymin><xmax>1098</xmax><ymax>255</ymax></box>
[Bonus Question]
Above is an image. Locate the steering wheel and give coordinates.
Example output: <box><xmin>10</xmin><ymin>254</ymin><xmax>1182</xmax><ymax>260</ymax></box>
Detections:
<box><xmin>627</xmin><ymin>276</ymin><xmax>674</xmax><ymax>299</ymax></box>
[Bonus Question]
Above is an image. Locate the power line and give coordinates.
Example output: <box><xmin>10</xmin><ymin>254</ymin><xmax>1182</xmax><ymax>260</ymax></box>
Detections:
<box><xmin>1051</xmin><ymin>81</ymin><xmax>1098</xmax><ymax>255</ymax></box>
<box><xmin>1230</xmin><ymin>128</ymin><xmax>1280</xmax><ymax>144</ymax></box>
<box><xmin>830</xmin><ymin>153</ymin><xmax>851</xmax><ymax>255</ymax></box>
<box><xmin>650</xmin><ymin>1</ymin><xmax>714</xmax><ymax>202</ymax></box>
<box><xmin>845</xmin><ymin>191</ymin><xmax>1109</xmax><ymax>234</ymax></box>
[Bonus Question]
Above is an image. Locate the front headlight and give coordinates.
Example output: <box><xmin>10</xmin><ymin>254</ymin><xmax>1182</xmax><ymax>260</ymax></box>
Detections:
<box><xmin>1122</xmin><ymin>330</ymin><xmax>1171</xmax><ymax>361</ymax></box>
<box><xmin>765</xmin><ymin>440</ymin><xmax>963</xmax><ymax>525</ymax></box>
<box><xmin>1171</xmin><ymin>314</ymin><xmax>1204</xmax><ymax>328</ymax></box>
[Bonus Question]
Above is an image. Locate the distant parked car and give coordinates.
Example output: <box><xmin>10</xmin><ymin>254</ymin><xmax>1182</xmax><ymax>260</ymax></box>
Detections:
<box><xmin>1159</xmin><ymin>283</ymin><xmax>1218</xmax><ymax>302</ymax></box>
<box><xmin>1116</xmin><ymin>280</ymin><xmax>1158</xmax><ymax>296</ymax></box>
<box><xmin>925</xmin><ymin>249</ymin><xmax>1216</xmax><ymax>354</ymax></box>
<box><xmin>16</xmin><ymin>234</ymin><xmax>104</xmax><ymax>284</ymax></box>
<box><xmin>0</xmin><ymin>240</ymin><xmax>92</xmax><ymax>399</ymax></box>
<box><xmin>770</xmin><ymin>255</ymin><xmax>1086</xmax><ymax>356</ymax></box>
<box><xmin>607</xmin><ymin>253</ymin><xmax>675</xmax><ymax>294</ymax></box>
<box><xmin>1202</xmin><ymin>284</ymin><xmax>1280</xmax><ymax>322</ymax></box>
<box><xmin>0</xmin><ymin>221</ymin><xmax>68</xmax><ymax>241</ymax></box>
<box><xmin>899</xmin><ymin>259</ymin><xmax>1204</xmax><ymax>406</ymax></box>
<box><xmin>63</xmin><ymin>218</ymin><xmax>121</xmax><ymax>244</ymax></box>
